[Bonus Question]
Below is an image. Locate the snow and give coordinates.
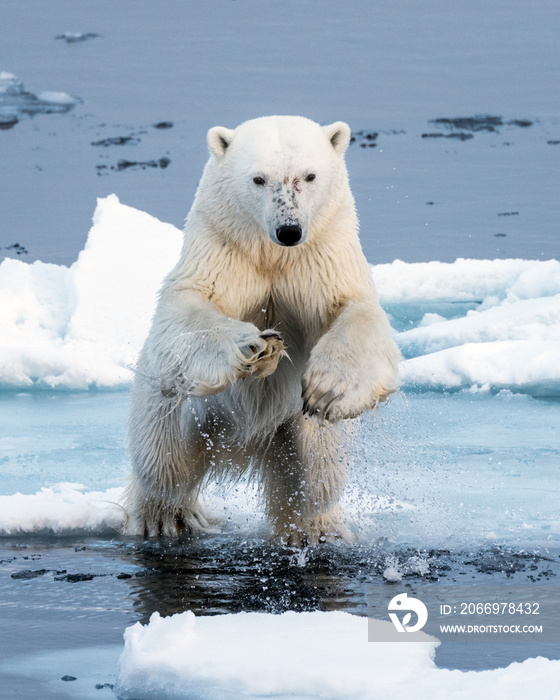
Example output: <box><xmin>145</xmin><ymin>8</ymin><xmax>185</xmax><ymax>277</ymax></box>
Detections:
<box><xmin>385</xmin><ymin>257</ymin><xmax>560</xmax><ymax>393</ymax></box>
<box><xmin>401</xmin><ymin>340</ymin><xmax>560</xmax><ymax>395</ymax></box>
<box><xmin>0</xmin><ymin>483</ymin><xmax>124</xmax><ymax>535</ymax></box>
<box><xmin>0</xmin><ymin>195</ymin><xmax>181</xmax><ymax>389</ymax></box>
<box><xmin>374</xmin><ymin>258</ymin><xmax>560</xmax><ymax>305</ymax></box>
<box><xmin>0</xmin><ymin>195</ymin><xmax>558</xmax><ymax>396</ymax></box>
<box><xmin>115</xmin><ymin>609</ymin><xmax>560</xmax><ymax>700</ymax></box>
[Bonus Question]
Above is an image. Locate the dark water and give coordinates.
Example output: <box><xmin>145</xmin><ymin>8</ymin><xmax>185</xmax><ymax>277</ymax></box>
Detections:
<box><xmin>2</xmin><ymin>533</ymin><xmax>559</xmax><ymax>688</ymax></box>
<box><xmin>1</xmin><ymin>0</ymin><xmax>559</xmax><ymax>267</ymax></box>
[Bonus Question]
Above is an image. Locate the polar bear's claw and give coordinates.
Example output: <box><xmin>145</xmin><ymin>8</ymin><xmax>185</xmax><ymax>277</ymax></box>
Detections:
<box><xmin>259</xmin><ymin>329</ymin><xmax>283</xmax><ymax>341</ymax></box>
<box><xmin>302</xmin><ymin>387</ymin><xmax>340</xmax><ymax>425</ymax></box>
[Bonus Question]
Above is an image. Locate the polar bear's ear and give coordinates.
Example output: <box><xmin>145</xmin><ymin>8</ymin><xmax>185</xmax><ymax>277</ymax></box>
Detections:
<box><xmin>207</xmin><ymin>126</ymin><xmax>235</xmax><ymax>158</ymax></box>
<box><xmin>323</xmin><ymin>121</ymin><xmax>351</xmax><ymax>155</ymax></box>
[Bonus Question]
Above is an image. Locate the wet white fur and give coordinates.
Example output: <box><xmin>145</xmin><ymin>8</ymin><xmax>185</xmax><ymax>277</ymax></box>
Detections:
<box><xmin>125</xmin><ymin>116</ymin><xmax>401</xmax><ymax>545</ymax></box>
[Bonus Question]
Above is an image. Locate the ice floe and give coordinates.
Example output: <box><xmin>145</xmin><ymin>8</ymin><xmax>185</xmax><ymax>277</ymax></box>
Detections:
<box><xmin>115</xmin><ymin>609</ymin><xmax>560</xmax><ymax>700</ymax></box>
<box><xmin>0</xmin><ymin>71</ymin><xmax>81</xmax><ymax>129</ymax></box>
<box><xmin>0</xmin><ymin>483</ymin><xmax>124</xmax><ymax>535</ymax></box>
<box><xmin>1</xmin><ymin>195</ymin><xmax>558</xmax><ymax>396</ymax></box>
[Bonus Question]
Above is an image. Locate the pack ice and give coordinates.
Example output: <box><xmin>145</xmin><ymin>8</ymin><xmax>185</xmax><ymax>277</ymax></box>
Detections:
<box><xmin>0</xmin><ymin>195</ymin><xmax>558</xmax><ymax>395</ymax></box>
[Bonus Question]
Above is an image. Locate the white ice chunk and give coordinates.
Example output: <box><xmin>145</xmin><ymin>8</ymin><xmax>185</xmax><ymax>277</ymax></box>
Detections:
<box><xmin>0</xmin><ymin>483</ymin><xmax>125</xmax><ymax>535</ymax></box>
<box><xmin>115</xmin><ymin>609</ymin><xmax>560</xmax><ymax>700</ymax></box>
<box><xmin>373</xmin><ymin>258</ymin><xmax>548</xmax><ymax>305</ymax></box>
<box><xmin>401</xmin><ymin>340</ymin><xmax>560</xmax><ymax>395</ymax></box>
<box><xmin>0</xmin><ymin>195</ymin><xmax>181</xmax><ymax>389</ymax></box>
<box><xmin>0</xmin><ymin>71</ymin><xmax>81</xmax><ymax>122</ymax></box>
<box><xmin>36</xmin><ymin>90</ymin><xmax>80</xmax><ymax>105</ymax></box>
<box><xmin>398</xmin><ymin>295</ymin><xmax>560</xmax><ymax>356</ymax></box>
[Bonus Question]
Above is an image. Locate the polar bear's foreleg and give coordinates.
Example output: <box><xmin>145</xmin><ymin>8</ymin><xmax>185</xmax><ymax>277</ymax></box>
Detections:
<box><xmin>302</xmin><ymin>299</ymin><xmax>401</xmax><ymax>423</ymax></box>
<box><xmin>145</xmin><ymin>290</ymin><xmax>285</xmax><ymax>400</ymax></box>
<box><xmin>260</xmin><ymin>415</ymin><xmax>351</xmax><ymax>546</ymax></box>
<box><xmin>125</xmin><ymin>289</ymin><xmax>285</xmax><ymax>536</ymax></box>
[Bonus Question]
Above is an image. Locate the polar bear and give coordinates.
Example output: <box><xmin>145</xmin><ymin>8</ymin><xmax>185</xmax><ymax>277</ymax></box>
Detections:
<box><xmin>125</xmin><ymin>115</ymin><xmax>400</xmax><ymax>545</ymax></box>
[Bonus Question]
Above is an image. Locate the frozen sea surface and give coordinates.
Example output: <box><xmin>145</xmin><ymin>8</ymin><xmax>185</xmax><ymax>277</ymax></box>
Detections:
<box><xmin>1</xmin><ymin>389</ymin><xmax>559</xmax><ymax>696</ymax></box>
<box><xmin>1</xmin><ymin>390</ymin><xmax>559</xmax><ymax>553</ymax></box>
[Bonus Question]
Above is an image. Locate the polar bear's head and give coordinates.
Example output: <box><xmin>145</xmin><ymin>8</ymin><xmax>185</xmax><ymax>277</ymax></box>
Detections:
<box><xmin>205</xmin><ymin>116</ymin><xmax>351</xmax><ymax>248</ymax></box>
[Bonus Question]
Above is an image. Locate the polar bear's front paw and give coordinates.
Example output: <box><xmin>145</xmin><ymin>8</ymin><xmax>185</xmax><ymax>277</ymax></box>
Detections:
<box><xmin>125</xmin><ymin>500</ymin><xmax>221</xmax><ymax>538</ymax></box>
<box><xmin>243</xmin><ymin>329</ymin><xmax>286</xmax><ymax>379</ymax></box>
<box><xmin>185</xmin><ymin>327</ymin><xmax>285</xmax><ymax>397</ymax></box>
<box><xmin>274</xmin><ymin>507</ymin><xmax>354</xmax><ymax>547</ymax></box>
<box><xmin>302</xmin><ymin>359</ymin><xmax>398</xmax><ymax>424</ymax></box>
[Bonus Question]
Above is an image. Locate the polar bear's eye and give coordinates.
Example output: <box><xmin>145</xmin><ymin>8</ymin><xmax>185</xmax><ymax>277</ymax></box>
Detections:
<box><xmin>253</xmin><ymin>176</ymin><xmax>266</xmax><ymax>186</ymax></box>
<box><xmin>305</xmin><ymin>173</ymin><xmax>316</xmax><ymax>183</ymax></box>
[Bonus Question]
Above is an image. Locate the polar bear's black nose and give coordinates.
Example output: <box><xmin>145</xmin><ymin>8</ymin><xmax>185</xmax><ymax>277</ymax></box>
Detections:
<box><xmin>276</xmin><ymin>225</ymin><xmax>302</xmax><ymax>246</ymax></box>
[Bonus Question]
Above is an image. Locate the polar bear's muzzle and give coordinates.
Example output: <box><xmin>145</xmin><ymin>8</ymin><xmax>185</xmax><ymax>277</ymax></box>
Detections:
<box><xmin>275</xmin><ymin>224</ymin><xmax>303</xmax><ymax>247</ymax></box>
